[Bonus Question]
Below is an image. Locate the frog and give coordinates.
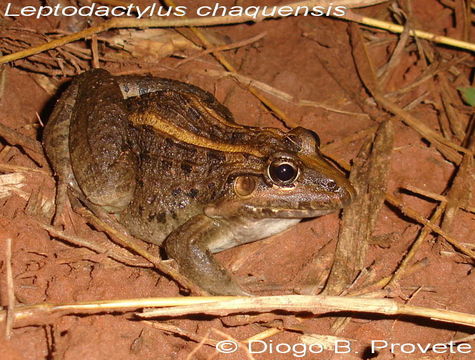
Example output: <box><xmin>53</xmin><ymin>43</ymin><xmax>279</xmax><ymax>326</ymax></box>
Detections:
<box><xmin>43</xmin><ymin>69</ymin><xmax>355</xmax><ymax>295</ymax></box>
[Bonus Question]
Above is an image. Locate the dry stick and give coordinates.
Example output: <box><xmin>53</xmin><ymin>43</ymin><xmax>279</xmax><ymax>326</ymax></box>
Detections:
<box><xmin>404</xmin><ymin>184</ymin><xmax>475</xmax><ymax>213</ymax></box>
<box><xmin>175</xmin><ymin>32</ymin><xmax>267</xmax><ymax>67</ymax></box>
<box><xmin>330</xmin><ymin>156</ymin><xmax>475</xmax><ymax>261</ymax></box>
<box><xmin>349</xmin><ymin>258</ymin><xmax>429</xmax><ymax>296</ymax></box>
<box><xmin>137</xmin><ymin>296</ymin><xmax>475</xmax><ymax>328</ymax></box>
<box><xmin>75</xmin><ymin>207</ymin><xmax>202</xmax><ymax>294</ymax></box>
<box><xmin>440</xmin><ymin>127</ymin><xmax>475</xmax><ymax>232</ymax></box>
<box><xmin>344</xmin><ymin>10</ymin><xmax>475</xmax><ymax>52</ymax></box>
<box><xmin>326</xmin><ymin>121</ymin><xmax>394</xmax><ymax>296</ymax></box>
<box><xmin>0</xmin><ymin>122</ymin><xmax>46</xmax><ymax>166</ymax></box>
<box><xmin>0</xmin><ymin>163</ymin><xmax>49</xmax><ymax>175</ymax></box>
<box><xmin>404</xmin><ymin>185</ymin><xmax>448</xmax><ymax>203</ymax></box>
<box><xmin>384</xmin><ymin>193</ymin><xmax>475</xmax><ymax>260</ymax></box>
<box><xmin>91</xmin><ymin>33</ymin><xmax>100</xmax><ymax>69</ymax></box>
<box><xmin>0</xmin><ymin>296</ymin><xmax>238</xmax><ymax>325</ymax></box>
<box><xmin>203</xmin><ymin>69</ymin><xmax>368</xmax><ymax>117</ymax></box>
<box><xmin>40</xmin><ymin>223</ymin><xmax>153</xmax><ymax>268</ymax></box>
<box><xmin>2</xmin><ymin>295</ymin><xmax>474</xmax><ymax>329</ymax></box>
<box><xmin>144</xmin><ymin>321</ymin><xmax>219</xmax><ymax>347</ymax></box>
<box><xmin>386</xmin><ymin>205</ymin><xmax>446</xmax><ymax>288</ymax></box>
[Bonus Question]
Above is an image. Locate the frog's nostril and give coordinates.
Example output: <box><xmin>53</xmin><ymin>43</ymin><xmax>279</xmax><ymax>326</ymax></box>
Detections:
<box><xmin>324</xmin><ymin>179</ymin><xmax>338</xmax><ymax>192</ymax></box>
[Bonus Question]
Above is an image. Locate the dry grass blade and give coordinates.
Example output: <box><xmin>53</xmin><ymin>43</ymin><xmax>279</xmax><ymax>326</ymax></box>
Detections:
<box><xmin>323</xmin><ymin>152</ymin><xmax>474</xmax><ymax>261</ymax></box>
<box><xmin>0</xmin><ymin>296</ymin><xmax>238</xmax><ymax>326</ymax></box>
<box><xmin>2</xmin><ymin>294</ymin><xmax>473</xmax><ymax>328</ymax></box>
<box><xmin>203</xmin><ymin>69</ymin><xmax>369</xmax><ymax>117</ymax></box>
<box><xmin>143</xmin><ymin>321</ymin><xmax>218</xmax><ymax>346</ymax></box>
<box><xmin>137</xmin><ymin>295</ymin><xmax>475</xmax><ymax>328</ymax></box>
<box><xmin>325</xmin><ymin>121</ymin><xmax>394</xmax><ymax>295</ymax></box>
<box><xmin>344</xmin><ymin>10</ymin><xmax>475</xmax><ymax>51</ymax></box>
<box><xmin>439</xmin><ymin>74</ymin><xmax>466</xmax><ymax>140</ymax></box>
<box><xmin>386</xmin><ymin>205</ymin><xmax>445</xmax><ymax>288</ymax></box>
<box><xmin>0</xmin><ymin>172</ymin><xmax>28</xmax><ymax>200</ymax></box>
<box><xmin>40</xmin><ymin>223</ymin><xmax>152</xmax><ymax>268</ymax></box>
<box><xmin>74</xmin><ymin>206</ymin><xmax>203</xmax><ymax>294</ymax></box>
<box><xmin>0</xmin><ymin>122</ymin><xmax>46</xmax><ymax>166</ymax></box>
<box><xmin>384</xmin><ymin>193</ymin><xmax>475</xmax><ymax>260</ymax></box>
<box><xmin>439</xmin><ymin>126</ymin><xmax>475</xmax><ymax>234</ymax></box>
<box><xmin>349</xmin><ymin>23</ymin><xmax>470</xmax><ymax>164</ymax></box>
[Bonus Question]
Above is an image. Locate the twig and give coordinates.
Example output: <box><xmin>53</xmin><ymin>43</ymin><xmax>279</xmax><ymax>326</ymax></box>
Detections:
<box><xmin>403</xmin><ymin>185</ymin><xmax>475</xmax><ymax>214</ymax></box>
<box><xmin>0</xmin><ymin>122</ymin><xmax>46</xmax><ymax>166</ymax></box>
<box><xmin>403</xmin><ymin>185</ymin><xmax>448</xmax><ymax>203</ymax></box>
<box><xmin>0</xmin><ymin>296</ymin><xmax>238</xmax><ymax>325</ymax></box>
<box><xmin>203</xmin><ymin>69</ymin><xmax>369</xmax><ymax>117</ymax></box>
<box><xmin>0</xmin><ymin>163</ymin><xmax>49</xmax><ymax>175</ymax></box>
<box><xmin>40</xmin><ymin>223</ymin><xmax>153</xmax><ymax>268</ymax></box>
<box><xmin>144</xmin><ymin>321</ymin><xmax>218</xmax><ymax>346</ymax></box>
<box><xmin>176</xmin><ymin>32</ymin><xmax>267</xmax><ymax>67</ymax></box>
<box><xmin>75</xmin><ymin>206</ymin><xmax>202</xmax><ymax>294</ymax></box>
<box><xmin>325</xmin><ymin>153</ymin><xmax>474</xmax><ymax>261</ymax></box>
<box><xmin>385</xmin><ymin>193</ymin><xmax>475</xmax><ymax>261</ymax></box>
<box><xmin>386</xmin><ymin>205</ymin><xmax>445</xmax><ymax>288</ymax></box>
<box><xmin>344</xmin><ymin>10</ymin><xmax>475</xmax><ymax>52</ymax></box>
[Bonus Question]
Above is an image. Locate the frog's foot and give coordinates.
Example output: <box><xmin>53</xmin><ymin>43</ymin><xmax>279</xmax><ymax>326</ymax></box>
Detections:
<box><xmin>164</xmin><ymin>214</ymin><xmax>251</xmax><ymax>296</ymax></box>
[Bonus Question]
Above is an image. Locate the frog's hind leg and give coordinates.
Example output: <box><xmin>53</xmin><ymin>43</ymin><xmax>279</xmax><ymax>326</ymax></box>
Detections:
<box><xmin>68</xmin><ymin>69</ymin><xmax>137</xmax><ymax>213</ymax></box>
<box><xmin>43</xmin><ymin>79</ymin><xmax>81</xmax><ymax>226</ymax></box>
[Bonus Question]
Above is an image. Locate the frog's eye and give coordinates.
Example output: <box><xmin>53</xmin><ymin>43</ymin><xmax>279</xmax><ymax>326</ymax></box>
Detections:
<box><xmin>268</xmin><ymin>160</ymin><xmax>299</xmax><ymax>185</ymax></box>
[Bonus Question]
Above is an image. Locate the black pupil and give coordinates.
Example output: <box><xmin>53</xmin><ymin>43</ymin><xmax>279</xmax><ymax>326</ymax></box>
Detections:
<box><xmin>271</xmin><ymin>163</ymin><xmax>296</xmax><ymax>182</ymax></box>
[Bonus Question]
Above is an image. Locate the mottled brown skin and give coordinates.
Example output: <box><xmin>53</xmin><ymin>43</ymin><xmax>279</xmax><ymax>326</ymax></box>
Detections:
<box><xmin>44</xmin><ymin>69</ymin><xmax>355</xmax><ymax>295</ymax></box>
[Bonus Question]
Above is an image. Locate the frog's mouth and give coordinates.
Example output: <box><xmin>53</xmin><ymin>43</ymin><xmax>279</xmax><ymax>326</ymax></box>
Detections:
<box><xmin>251</xmin><ymin>207</ymin><xmax>342</xmax><ymax>219</ymax></box>
<box><xmin>249</xmin><ymin>189</ymin><xmax>354</xmax><ymax>218</ymax></box>
<box><xmin>250</xmin><ymin>185</ymin><xmax>355</xmax><ymax>218</ymax></box>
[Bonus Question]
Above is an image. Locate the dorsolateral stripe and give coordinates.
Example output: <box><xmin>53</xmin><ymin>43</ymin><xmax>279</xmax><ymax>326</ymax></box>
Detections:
<box><xmin>130</xmin><ymin>112</ymin><xmax>264</xmax><ymax>157</ymax></box>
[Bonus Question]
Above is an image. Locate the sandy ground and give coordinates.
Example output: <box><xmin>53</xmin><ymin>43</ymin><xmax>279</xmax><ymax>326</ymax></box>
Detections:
<box><xmin>0</xmin><ymin>0</ymin><xmax>474</xmax><ymax>359</ymax></box>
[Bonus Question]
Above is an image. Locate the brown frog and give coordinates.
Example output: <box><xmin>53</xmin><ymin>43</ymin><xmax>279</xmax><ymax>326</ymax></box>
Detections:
<box><xmin>43</xmin><ymin>69</ymin><xmax>355</xmax><ymax>295</ymax></box>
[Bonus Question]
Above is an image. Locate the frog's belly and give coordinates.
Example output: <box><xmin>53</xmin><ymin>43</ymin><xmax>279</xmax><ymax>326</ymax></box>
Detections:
<box><xmin>118</xmin><ymin>204</ymin><xmax>200</xmax><ymax>246</ymax></box>
<box><xmin>209</xmin><ymin>218</ymin><xmax>302</xmax><ymax>253</ymax></box>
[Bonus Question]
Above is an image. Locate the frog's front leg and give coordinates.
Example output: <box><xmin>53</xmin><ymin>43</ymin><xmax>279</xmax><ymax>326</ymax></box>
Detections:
<box><xmin>164</xmin><ymin>214</ymin><xmax>250</xmax><ymax>296</ymax></box>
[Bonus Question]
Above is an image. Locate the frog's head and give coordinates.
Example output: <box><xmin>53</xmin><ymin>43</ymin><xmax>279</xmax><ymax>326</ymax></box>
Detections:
<box><xmin>205</xmin><ymin>127</ymin><xmax>356</xmax><ymax>219</ymax></box>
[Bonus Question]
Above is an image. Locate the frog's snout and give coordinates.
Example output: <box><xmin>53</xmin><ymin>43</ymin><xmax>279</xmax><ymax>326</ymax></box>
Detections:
<box><xmin>337</xmin><ymin>179</ymin><xmax>356</xmax><ymax>208</ymax></box>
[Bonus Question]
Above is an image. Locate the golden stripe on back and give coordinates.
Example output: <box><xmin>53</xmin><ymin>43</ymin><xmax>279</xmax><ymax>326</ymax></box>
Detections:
<box><xmin>129</xmin><ymin>112</ymin><xmax>264</xmax><ymax>158</ymax></box>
